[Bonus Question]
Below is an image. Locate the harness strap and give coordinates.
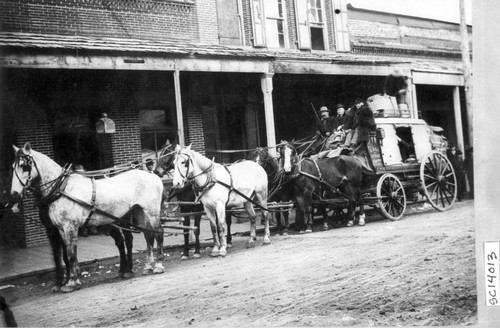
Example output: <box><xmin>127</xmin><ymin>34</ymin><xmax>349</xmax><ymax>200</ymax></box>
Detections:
<box><xmin>296</xmin><ymin>158</ymin><xmax>349</xmax><ymax>199</ymax></box>
<box><xmin>214</xmin><ymin>179</ymin><xmax>284</xmax><ymax>213</ymax></box>
<box><xmin>81</xmin><ymin>177</ymin><xmax>97</xmax><ymax>232</ymax></box>
<box><xmin>58</xmin><ymin>190</ymin><xmax>163</xmax><ymax>235</ymax></box>
<box><xmin>222</xmin><ymin>165</ymin><xmax>233</xmax><ymax>209</ymax></box>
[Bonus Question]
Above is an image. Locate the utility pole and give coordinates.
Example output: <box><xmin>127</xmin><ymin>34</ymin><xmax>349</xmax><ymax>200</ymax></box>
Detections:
<box><xmin>459</xmin><ymin>0</ymin><xmax>473</xmax><ymax>147</ymax></box>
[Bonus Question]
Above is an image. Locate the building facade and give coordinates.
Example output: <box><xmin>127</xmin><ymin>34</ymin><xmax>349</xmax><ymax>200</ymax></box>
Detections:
<box><xmin>0</xmin><ymin>0</ymin><xmax>471</xmax><ymax>248</ymax></box>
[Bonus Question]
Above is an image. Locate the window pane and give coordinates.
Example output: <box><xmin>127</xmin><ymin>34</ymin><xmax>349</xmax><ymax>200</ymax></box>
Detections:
<box><xmin>265</xmin><ymin>0</ymin><xmax>281</xmax><ymax>18</ymax></box>
<box><xmin>310</xmin><ymin>26</ymin><xmax>325</xmax><ymax>50</ymax></box>
<box><xmin>266</xmin><ymin>18</ymin><xmax>285</xmax><ymax>48</ymax></box>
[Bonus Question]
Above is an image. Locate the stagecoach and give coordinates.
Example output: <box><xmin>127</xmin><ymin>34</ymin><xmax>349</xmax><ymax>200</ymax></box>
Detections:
<box><xmin>316</xmin><ymin>94</ymin><xmax>457</xmax><ymax>222</ymax></box>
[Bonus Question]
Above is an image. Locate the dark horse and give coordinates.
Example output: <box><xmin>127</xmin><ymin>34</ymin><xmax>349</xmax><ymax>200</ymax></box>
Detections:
<box><xmin>250</xmin><ymin>147</ymin><xmax>295</xmax><ymax>235</ymax></box>
<box><xmin>157</xmin><ymin>145</ymin><xmax>233</xmax><ymax>260</ymax></box>
<box><xmin>281</xmin><ymin>141</ymin><xmax>365</xmax><ymax>233</ymax></box>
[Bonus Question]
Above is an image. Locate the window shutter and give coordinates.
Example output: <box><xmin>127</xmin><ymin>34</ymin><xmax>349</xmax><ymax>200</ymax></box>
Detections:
<box><xmin>251</xmin><ymin>0</ymin><xmax>266</xmax><ymax>47</ymax></box>
<box><xmin>332</xmin><ymin>0</ymin><xmax>350</xmax><ymax>52</ymax></box>
<box><xmin>216</xmin><ymin>0</ymin><xmax>242</xmax><ymax>45</ymax></box>
<box><xmin>295</xmin><ymin>0</ymin><xmax>311</xmax><ymax>49</ymax></box>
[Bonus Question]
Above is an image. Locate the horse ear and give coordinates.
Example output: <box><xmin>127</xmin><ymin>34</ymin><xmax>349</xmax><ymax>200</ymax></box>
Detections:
<box><xmin>175</xmin><ymin>144</ymin><xmax>182</xmax><ymax>151</ymax></box>
<box><xmin>23</xmin><ymin>142</ymin><xmax>32</xmax><ymax>153</ymax></box>
<box><xmin>186</xmin><ymin>144</ymin><xmax>192</xmax><ymax>150</ymax></box>
<box><xmin>12</xmin><ymin>145</ymin><xmax>19</xmax><ymax>153</ymax></box>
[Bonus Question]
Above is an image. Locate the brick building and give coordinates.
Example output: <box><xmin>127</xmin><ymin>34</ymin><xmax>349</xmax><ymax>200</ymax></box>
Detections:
<box><xmin>0</xmin><ymin>0</ymin><xmax>471</xmax><ymax>248</ymax></box>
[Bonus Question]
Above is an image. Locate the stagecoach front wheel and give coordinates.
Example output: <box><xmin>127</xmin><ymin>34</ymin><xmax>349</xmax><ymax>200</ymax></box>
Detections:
<box><xmin>420</xmin><ymin>150</ymin><xmax>457</xmax><ymax>211</ymax></box>
<box><xmin>376</xmin><ymin>173</ymin><xmax>406</xmax><ymax>221</ymax></box>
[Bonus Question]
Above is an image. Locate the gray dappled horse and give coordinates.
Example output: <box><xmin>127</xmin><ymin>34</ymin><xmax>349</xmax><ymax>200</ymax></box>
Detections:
<box><xmin>172</xmin><ymin>145</ymin><xmax>270</xmax><ymax>256</ymax></box>
<box><xmin>11</xmin><ymin>143</ymin><xmax>165</xmax><ymax>292</ymax></box>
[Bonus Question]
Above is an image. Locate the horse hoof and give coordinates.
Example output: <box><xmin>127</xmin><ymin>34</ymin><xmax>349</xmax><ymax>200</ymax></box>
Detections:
<box><xmin>181</xmin><ymin>255</ymin><xmax>189</xmax><ymax>260</ymax></box>
<box><xmin>358</xmin><ymin>221</ymin><xmax>366</xmax><ymax>226</ymax></box>
<box><xmin>227</xmin><ymin>243</ymin><xmax>233</xmax><ymax>248</ymax></box>
<box><xmin>282</xmin><ymin>231</ymin><xmax>288</xmax><ymax>236</ymax></box>
<box><xmin>305</xmin><ymin>229</ymin><xmax>312</xmax><ymax>233</ymax></box>
<box><xmin>299</xmin><ymin>230</ymin><xmax>305</xmax><ymax>234</ymax></box>
<box><xmin>153</xmin><ymin>263</ymin><xmax>165</xmax><ymax>274</ymax></box>
<box><xmin>246</xmin><ymin>241</ymin><xmax>255</xmax><ymax>248</ymax></box>
<box><xmin>142</xmin><ymin>269</ymin><xmax>154</xmax><ymax>275</ymax></box>
<box><xmin>192</xmin><ymin>253</ymin><xmax>201</xmax><ymax>259</ymax></box>
<box><xmin>51</xmin><ymin>285</ymin><xmax>62</xmax><ymax>293</ymax></box>
<box><xmin>211</xmin><ymin>250</ymin><xmax>220</xmax><ymax>257</ymax></box>
<box><xmin>60</xmin><ymin>285</ymin><xmax>78</xmax><ymax>293</ymax></box>
<box><xmin>121</xmin><ymin>272</ymin><xmax>134</xmax><ymax>279</ymax></box>
<box><xmin>219</xmin><ymin>250</ymin><xmax>227</xmax><ymax>257</ymax></box>
<box><xmin>346</xmin><ymin>221</ymin><xmax>354</xmax><ymax>227</ymax></box>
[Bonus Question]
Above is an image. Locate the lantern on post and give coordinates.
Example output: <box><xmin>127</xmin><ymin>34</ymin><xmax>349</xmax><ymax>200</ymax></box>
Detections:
<box><xmin>95</xmin><ymin>113</ymin><xmax>116</xmax><ymax>134</ymax></box>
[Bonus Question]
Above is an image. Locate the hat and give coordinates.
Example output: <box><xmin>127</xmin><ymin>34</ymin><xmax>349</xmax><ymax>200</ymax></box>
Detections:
<box><xmin>354</xmin><ymin>98</ymin><xmax>364</xmax><ymax>104</ymax></box>
<box><xmin>319</xmin><ymin>106</ymin><xmax>330</xmax><ymax>113</ymax></box>
<box><xmin>146</xmin><ymin>158</ymin><xmax>154</xmax><ymax>166</ymax></box>
<box><xmin>336</xmin><ymin>104</ymin><xmax>344</xmax><ymax>109</ymax></box>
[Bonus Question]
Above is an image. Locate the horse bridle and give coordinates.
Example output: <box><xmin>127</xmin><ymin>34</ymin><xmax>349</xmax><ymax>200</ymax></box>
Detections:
<box><xmin>174</xmin><ymin>151</ymin><xmax>214</xmax><ymax>190</ymax></box>
<box><xmin>12</xmin><ymin>152</ymin><xmax>39</xmax><ymax>196</ymax></box>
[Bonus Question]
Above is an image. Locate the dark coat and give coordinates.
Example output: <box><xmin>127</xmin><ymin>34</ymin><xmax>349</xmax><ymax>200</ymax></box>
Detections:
<box><xmin>353</xmin><ymin>105</ymin><xmax>376</xmax><ymax>143</ymax></box>
<box><xmin>333</xmin><ymin>114</ymin><xmax>348</xmax><ymax>130</ymax></box>
<box><xmin>343</xmin><ymin>107</ymin><xmax>357</xmax><ymax>130</ymax></box>
<box><xmin>319</xmin><ymin>117</ymin><xmax>336</xmax><ymax>135</ymax></box>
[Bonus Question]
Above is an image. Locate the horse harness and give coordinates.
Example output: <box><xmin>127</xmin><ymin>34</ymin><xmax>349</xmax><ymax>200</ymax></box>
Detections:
<box><xmin>176</xmin><ymin>152</ymin><xmax>283</xmax><ymax>213</ymax></box>
<box><xmin>13</xmin><ymin>152</ymin><xmax>162</xmax><ymax>235</ymax></box>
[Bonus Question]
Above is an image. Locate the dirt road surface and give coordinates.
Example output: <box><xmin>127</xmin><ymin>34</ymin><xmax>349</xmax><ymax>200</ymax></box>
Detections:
<box><xmin>1</xmin><ymin>200</ymin><xmax>476</xmax><ymax>327</ymax></box>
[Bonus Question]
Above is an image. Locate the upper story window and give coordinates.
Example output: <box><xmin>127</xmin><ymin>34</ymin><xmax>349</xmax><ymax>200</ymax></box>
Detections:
<box><xmin>295</xmin><ymin>0</ymin><xmax>328</xmax><ymax>50</ymax></box>
<box><xmin>332</xmin><ymin>0</ymin><xmax>350</xmax><ymax>52</ymax></box>
<box><xmin>251</xmin><ymin>0</ymin><xmax>288</xmax><ymax>48</ymax></box>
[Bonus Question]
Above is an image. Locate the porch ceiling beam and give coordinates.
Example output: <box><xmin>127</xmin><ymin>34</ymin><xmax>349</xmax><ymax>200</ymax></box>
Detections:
<box><xmin>0</xmin><ymin>53</ymin><xmax>271</xmax><ymax>73</ymax></box>
<box><xmin>272</xmin><ymin>61</ymin><xmax>411</xmax><ymax>76</ymax></box>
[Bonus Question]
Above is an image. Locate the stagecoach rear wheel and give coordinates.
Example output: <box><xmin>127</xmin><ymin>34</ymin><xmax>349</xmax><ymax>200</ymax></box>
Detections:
<box><xmin>376</xmin><ymin>173</ymin><xmax>406</xmax><ymax>221</ymax></box>
<box><xmin>420</xmin><ymin>150</ymin><xmax>457</xmax><ymax>211</ymax></box>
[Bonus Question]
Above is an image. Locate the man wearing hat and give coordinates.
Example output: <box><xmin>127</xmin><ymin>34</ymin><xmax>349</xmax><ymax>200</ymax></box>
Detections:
<box><xmin>318</xmin><ymin>106</ymin><xmax>336</xmax><ymax>137</ymax></box>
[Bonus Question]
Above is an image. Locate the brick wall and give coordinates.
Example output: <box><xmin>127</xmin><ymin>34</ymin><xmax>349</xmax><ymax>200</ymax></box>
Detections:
<box><xmin>110</xmin><ymin>109</ymin><xmax>142</xmax><ymax>166</ymax></box>
<box><xmin>0</xmin><ymin>0</ymin><xmax>199</xmax><ymax>43</ymax></box>
<box><xmin>195</xmin><ymin>0</ymin><xmax>219</xmax><ymax>45</ymax></box>
<box><xmin>15</xmin><ymin>101</ymin><xmax>54</xmax><ymax>247</ymax></box>
<box><xmin>184</xmin><ymin>106</ymin><xmax>205</xmax><ymax>155</ymax></box>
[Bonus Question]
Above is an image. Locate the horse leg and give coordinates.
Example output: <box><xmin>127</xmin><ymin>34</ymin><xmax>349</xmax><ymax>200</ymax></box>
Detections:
<box><xmin>153</xmin><ymin>227</ymin><xmax>165</xmax><ymax>273</ymax></box>
<box><xmin>123</xmin><ymin>229</ymin><xmax>134</xmax><ymax>278</ymax></box>
<box><xmin>294</xmin><ymin>200</ymin><xmax>305</xmax><ymax>234</ymax></box>
<box><xmin>283</xmin><ymin>211</ymin><xmax>290</xmax><ymax>236</ymax></box>
<box><xmin>45</xmin><ymin>226</ymin><xmax>65</xmax><ymax>292</ymax></box>
<box><xmin>215</xmin><ymin>203</ymin><xmax>228</xmax><ymax>257</ymax></box>
<box><xmin>255</xmin><ymin>194</ymin><xmax>271</xmax><ymax>245</ymax></box>
<box><xmin>322</xmin><ymin>206</ymin><xmax>329</xmax><ymax>231</ymax></box>
<box><xmin>193</xmin><ymin>215</ymin><xmax>202</xmax><ymax>258</ymax></box>
<box><xmin>109</xmin><ymin>227</ymin><xmax>127</xmax><ymax>278</ymax></box>
<box><xmin>357</xmin><ymin>189</ymin><xmax>366</xmax><ymax>226</ymax></box>
<box><xmin>39</xmin><ymin>205</ymin><xmax>66</xmax><ymax>292</ymax></box>
<box><xmin>59</xmin><ymin>227</ymin><xmax>81</xmax><ymax>293</ymax></box>
<box><xmin>205</xmin><ymin>209</ymin><xmax>220</xmax><ymax>257</ymax></box>
<box><xmin>142</xmin><ymin>230</ymin><xmax>156</xmax><ymax>275</ymax></box>
<box><xmin>226</xmin><ymin>214</ymin><xmax>232</xmax><ymax>248</ymax></box>
<box><xmin>181</xmin><ymin>216</ymin><xmax>191</xmax><ymax>260</ymax></box>
<box><xmin>304</xmin><ymin>190</ymin><xmax>314</xmax><ymax>233</ymax></box>
<box><xmin>245</xmin><ymin>201</ymin><xmax>257</xmax><ymax>248</ymax></box>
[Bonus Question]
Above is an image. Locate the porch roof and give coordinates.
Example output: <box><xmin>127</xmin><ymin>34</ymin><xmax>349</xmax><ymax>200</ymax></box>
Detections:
<box><xmin>0</xmin><ymin>32</ymin><xmax>463</xmax><ymax>75</ymax></box>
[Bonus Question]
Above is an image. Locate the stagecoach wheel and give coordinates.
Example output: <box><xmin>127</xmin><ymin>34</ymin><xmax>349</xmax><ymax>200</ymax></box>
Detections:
<box><xmin>420</xmin><ymin>150</ymin><xmax>457</xmax><ymax>211</ymax></box>
<box><xmin>376</xmin><ymin>173</ymin><xmax>406</xmax><ymax>221</ymax></box>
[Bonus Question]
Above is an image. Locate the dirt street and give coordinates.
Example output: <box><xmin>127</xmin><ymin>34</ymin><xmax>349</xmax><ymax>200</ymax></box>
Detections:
<box><xmin>1</xmin><ymin>200</ymin><xmax>476</xmax><ymax>327</ymax></box>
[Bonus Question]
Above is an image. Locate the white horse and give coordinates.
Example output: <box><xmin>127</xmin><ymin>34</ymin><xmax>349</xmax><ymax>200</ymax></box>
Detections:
<box><xmin>172</xmin><ymin>144</ymin><xmax>270</xmax><ymax>256</ymax></box>
<box><xmin>11</xmin><ymin>143</ymin><xmax>165</xmax><ymax>292</ymax></box>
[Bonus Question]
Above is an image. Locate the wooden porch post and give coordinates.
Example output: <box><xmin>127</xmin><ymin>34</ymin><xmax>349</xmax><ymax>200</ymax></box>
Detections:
<box><xmin>173</xmin><ymin>70</ymin><xmax>185</xmax><ymax>146</ymax></box>
<box><xmin>261</xmin><ymin>73</ymin><xmax>276</xmax><ymax>156</ymax></box>
<box><xmin>453</xmin><ymin>86</ymin><xmax>465</xmax><ymax>156</ymax></box>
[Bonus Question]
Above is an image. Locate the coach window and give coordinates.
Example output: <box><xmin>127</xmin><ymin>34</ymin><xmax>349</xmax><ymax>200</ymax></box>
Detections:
<box><xmin>251</xmin><ymin>0</ymin><xmax>288</xmax><ymax>48</ymax></box>
<box><xmin>295</xmin><ymin>0</ymin><xmax>328</xmax><ymax>51</ymax></box>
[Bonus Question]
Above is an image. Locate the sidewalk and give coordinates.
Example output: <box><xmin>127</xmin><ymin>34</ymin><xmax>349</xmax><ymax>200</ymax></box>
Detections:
<box><xmin>0</xmin><ymin>215</ymin><xmax>291</xmax><ymax>284</ymax></box>
<box><xmin>0</xmin><ymin>199</ymin><xmax>456</xmax><ymax>284</ymax></box>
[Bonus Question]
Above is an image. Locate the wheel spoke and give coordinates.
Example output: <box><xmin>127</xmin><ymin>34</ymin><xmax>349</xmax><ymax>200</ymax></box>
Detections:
<box><xmin>426</xmin><ymin>181</ymin><xmax>438</xmax><ymax>189</ymax></box>
<box><xmin>425</xmin><ymin>164</ymin><xmax>438</xmax><ymax>179</ymax></box>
